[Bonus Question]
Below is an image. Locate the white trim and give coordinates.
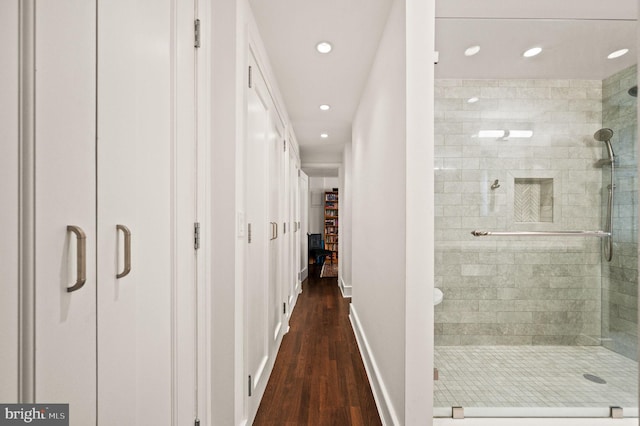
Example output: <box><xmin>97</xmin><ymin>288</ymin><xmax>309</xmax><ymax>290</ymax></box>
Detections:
<box><xmin>196</xmin><ymin>0</ymin><xmax>212</xmax><ymax>423</ymax></box>
<box><xmin>301</xmin><ymin>162</ymin><xmax>342</xmax><ymax>169</ymax></box>
<box><xmin>405</xmin><ymin>0</ymin><xmax>435</xmax><ymax>422</ymax></box>
<box><xmin>434</xmin><ymin>418</ymin><xmax>638</xmax><ymax>426</ymax></box>
<box><xmin>339</xmin><ymin>276</ymin><xmax>352</xmax><ymax>298</ymax></box>
<box><xmin>18</xmin><ymin>0</ymin><xmax>35</xmax><ymax>403</ymax></box>
<box><xmin>300</xmin><ymin>266</ymin><xmax>308</xmax><ymax>283</ymax></box>
<box><xmin>349</xmin><ymin>305</ymin><xmax>400</xmax><ymax>426</ymax></box>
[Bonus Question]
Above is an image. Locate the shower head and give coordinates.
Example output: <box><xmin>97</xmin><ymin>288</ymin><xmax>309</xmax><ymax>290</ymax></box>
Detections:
<box><xmin>629</xmin><ymin>86</ymin><xmax>638</xmax><ymax>97</ymax></box>
<box><xmin>593</xmin><ymin>128</ymin><xmax>613</xmax><ymax>142</ymax></box>
<box><xmin>593</xmin><ymin>128</ymin><xmax>615</xmax><ymax>161</ymax></box>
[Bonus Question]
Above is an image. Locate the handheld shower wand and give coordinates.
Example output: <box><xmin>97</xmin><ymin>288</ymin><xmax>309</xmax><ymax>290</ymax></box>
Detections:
<box><xmin>593</xmin><ymin>128</ymin><xmax>615</xmax><ymax>261</ymax></box>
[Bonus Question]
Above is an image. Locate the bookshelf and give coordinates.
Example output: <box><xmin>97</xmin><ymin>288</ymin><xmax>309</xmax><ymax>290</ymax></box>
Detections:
<box><xmin>324</xmin><ymin>190</ymin><xmax>338</xmax><ymax>261</ymax></box>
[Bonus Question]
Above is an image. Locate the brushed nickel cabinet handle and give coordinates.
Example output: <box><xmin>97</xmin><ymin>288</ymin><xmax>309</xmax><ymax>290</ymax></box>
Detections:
<box><xmin>67</xmin><ymin>225</ymin><xmax>87</xmax><ymax>292</ymax></box>
<box><xmin>116</xmin><ymin>224</ymin><xmax>131</xmax><ymax>278</ymax></box>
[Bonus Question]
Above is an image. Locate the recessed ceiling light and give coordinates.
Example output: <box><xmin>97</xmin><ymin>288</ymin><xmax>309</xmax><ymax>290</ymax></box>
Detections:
<box><xmin>316</xmin><ymin>42</ymin><xmax>332</xmax><ymax>54</ymax></box>
<box><xmin>320</xmin><ymin>133</ymin><xmax>329</xmax><ymax>138</ymax></box>
<box><xmin>523</xmin><ymin>47</ymin><xmax>542</xmax><ymax>58</ymax></box>
<box><xmin>319</xmin><ymin>104</ymin><xmax>331</xmax><ymax>111</ymax></box>
<box><xmin>608</xmin><ymin>48</ymin><xmax>629</xmax><ymax>59</ymax></box>
<box><xmin>467</xmin><ymin>97</ymin><xmax>479</xmax><ymax>103</ymax></box>
<box><xmin>464</xmin><ymin>45</ymin><xmax>481</xmax><ymax>57</ymax></box>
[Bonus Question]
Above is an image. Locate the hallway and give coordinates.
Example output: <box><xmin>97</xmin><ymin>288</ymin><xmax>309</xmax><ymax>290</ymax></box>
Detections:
<box><xmin>253</xmin><ymin>265</ymin><xmax>382</xmax><ymax>425</ymax></box>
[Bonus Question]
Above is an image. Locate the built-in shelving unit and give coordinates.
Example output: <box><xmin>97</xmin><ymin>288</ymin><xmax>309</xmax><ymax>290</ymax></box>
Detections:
<box><xmin>324</xmin><ymin>190</ymin><xmax>339</xmax><ymax>259</ymax></box>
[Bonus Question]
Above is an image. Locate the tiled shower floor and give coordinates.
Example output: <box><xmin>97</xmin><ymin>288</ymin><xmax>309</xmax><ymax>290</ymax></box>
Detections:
<box><xmin>435</xmin><ymin>346</ymin><xmax>638</xmax><ymax>409</ymax></box>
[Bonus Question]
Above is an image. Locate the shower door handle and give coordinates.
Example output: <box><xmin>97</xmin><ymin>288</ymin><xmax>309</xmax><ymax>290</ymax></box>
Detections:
<box><xmin>67</xmin><ymin>225</ymin><xmax>87</xmax><ymax>292</ymax></box>
<box><xmin>116</xmin><ymin>224</ymin><xmax>132</xmax><ymax>278</ymax></box>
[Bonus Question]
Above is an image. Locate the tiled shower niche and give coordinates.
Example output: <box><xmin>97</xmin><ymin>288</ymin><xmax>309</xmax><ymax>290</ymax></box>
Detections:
<box><xmin>514</xmin><ymin>178</ymin><xmax>553</xmax><ymax>223</ymax></box>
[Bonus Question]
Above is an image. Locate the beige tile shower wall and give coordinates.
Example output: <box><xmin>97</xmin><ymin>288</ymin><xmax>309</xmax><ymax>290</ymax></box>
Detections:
<box><xmin>435</xmin><ymin>79</ymin><xmax>603</xmax><ymax>346</ymax></box>
<box><xmin>602</xmin><ymin>65</ymin><xmax>638</xmax><ymax>360</ymax></box>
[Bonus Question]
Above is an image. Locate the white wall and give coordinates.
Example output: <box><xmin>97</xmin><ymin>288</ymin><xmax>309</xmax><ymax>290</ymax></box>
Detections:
<box><xmin>0</xmin><ymin>0</ymin><xmax>19</xmax><ymax>403</ymax></box>
<box><xmin>299</xmin><ymin>171</ymin><xmax>310</xmax><ymax>282</ymax></box>
<box><xmin>350</xmin><ymin>0</ymin><xmax>434</xmax><ymax>423</ymax></box>
<box><xmin>210</xmin><ymin>0</ymin><xmax>245</xmax><ymax>423</ymax></box>
<box><xmin>339</xmin><ymin>143</ymin><xmax>353</xmax><ymax>296</ymax></box>
<box><xmin>308</xmin><ymin>176</ymin><xmax>339</xmax><ymax>235</ymax></box>
<box><xmin>351</xmin><ymin>0</ymin><xmax>407</xmax><ymax>422</ymax></box>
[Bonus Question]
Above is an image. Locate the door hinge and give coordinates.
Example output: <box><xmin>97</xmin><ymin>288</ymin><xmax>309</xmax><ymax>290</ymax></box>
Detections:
<box><xmin>283</xmin><ymin>140</ymin><xmax>286</xmax><ymax>152</ymax></box>
<box><xmin>194</xmin><ymin>222</ymin><xmax>200</xmax><ymax>250</ymax></box>
<box><xmin>248</xmin><ymin>375</ymin><xmax>252</xmax><ymax>397</ymax></box>
<box><xmin>248</xmin><ymin>223</ymin><xmax>252</xmax><ymax>243</ymax></box>
<box><xmin>298</xmin><ymin>169</ymin><xmax>301</xmax><ymax>177</ymax></box>
<box><xmin>194</xmin><ymin>419</ymin><xmax>201</xmax><ymax>426</ymax></box>
<box><xmin>283</xmin><ymin>222</ymin><xmax>286</xmax><ymax>234</ymax></box>
<box><xmin>194</xmin><ymin>19</ymin><xmax>201</xmax><ymax>48</ymax></box>
<box><xmin>283</xmin><ymin>302</ymin><xmax>286</xmax><ymax>314</ymax></box>
<box><xmin>248</xmin><ymin>66</ymin><xmax>252</xmax><ymax>88</ymax></box>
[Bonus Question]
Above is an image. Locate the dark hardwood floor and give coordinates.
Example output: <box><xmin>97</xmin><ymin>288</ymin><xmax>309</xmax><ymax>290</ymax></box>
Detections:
<box><xmin>253</xmin><ymin>264</ymin><xmax>382</xmax><ymax>426</ymax></box>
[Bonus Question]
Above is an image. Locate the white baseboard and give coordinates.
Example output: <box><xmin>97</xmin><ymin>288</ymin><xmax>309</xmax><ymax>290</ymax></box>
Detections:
<box><xmin>349</xmin><ymin>305</ymin><xmax>400</xmax><ymax>426</ymax></box>
<box><xmin>300</xmin><ymin>266</ymin><xmax>308</xmax><ymax>283</ymax></box>
<box><xmin>339</xmin><ymin>275</ymin><xmax>352</xmax><ymax>298</ymax></box>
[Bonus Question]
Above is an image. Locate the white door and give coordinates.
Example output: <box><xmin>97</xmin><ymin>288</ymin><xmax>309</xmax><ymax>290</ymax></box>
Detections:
<box><xmin>281</xmin><ymin>139</ymin><xmax>291</xmax><ymax>321</ymax></box>
<box><xmin>245</xmin><ymin>54</ymin><xmax>270</xmax><ymax>419</ymax></box>
<box><xmin>96</xmin><ymin>0</ymin><xmax>178</xmax><ymax>423</ymax></box>
<box><xmin>19</xmin><ymin>1</ymin><xmax>199</xmax><ymax>424</ymax></box>
<box><xmin>97</xmin><ymin>0</ymin><xmax>200</xmax><ymax>424</ymax></box>
<box><xmin>289</xmin><ymin>148</ymin><xmax>299</xmax><ymax>306</ymax></box>
<box><xmin>299</xmin><ymin>172</ymin><xmax>310</xmax><ymax>282</ymax></box>
<box><xmin>269</xmin><ymin>116</ymin><xmax>285</xmax><ymax>344</ymax></box>
<box><xmin>0</xmin><ymin>0</ymin><xmax>20</xmax><ymax>403</ymax></box>
<box><xmin>34</xmin><ymin>1</ymin><xmax>97</xmax><ymax>424</ymax></box>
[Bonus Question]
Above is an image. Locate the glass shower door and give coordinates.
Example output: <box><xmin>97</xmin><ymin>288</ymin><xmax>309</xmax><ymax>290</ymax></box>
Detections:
<box><xmin>433</xmin><ymin>17</ymin><xmax>638</xmax><ymax>419</ymax></box>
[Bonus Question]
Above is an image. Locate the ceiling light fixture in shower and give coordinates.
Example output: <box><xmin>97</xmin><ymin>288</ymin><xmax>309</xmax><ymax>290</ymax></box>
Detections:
<box><xmin>478</xmin><ymin>130</ymin><xmax>505</xmax><ymax>138</ymax></box>
<box><xmin>607</xmin><ymin>48</ymin><xmax>629</xmax><ymax>59</ymax></box>
<box><xmin>464</xmin><ymin>45</ymin><xmax>481</xmax><ymax>56</ymax></box>
<box><xmin>320</xmin><ymin>133</ymin><xmax>329</xmax><ymax>139</ymax></box>
<box><xmin>467</xmin><ymin>97</ymin><xmax>479</xmax><ymax>103</ymax></box>
<box><xmin>319</xmin><ymin>104</ymin><xmax>331</xmax><ymax>111</ymax></box>
<box><xmin>523</xmin><ymin>47</ymin><xmax>542</xmax><ymax>58</ymax></box>
<box><xmin>509</xmin><ymin>130</ymin><xmax>534</xmax><ymax>138</ymax></box>
<box><xmin>316</xmin><ymin>41</ymin><xmax>333</xmax><ymax>54</ymax></box>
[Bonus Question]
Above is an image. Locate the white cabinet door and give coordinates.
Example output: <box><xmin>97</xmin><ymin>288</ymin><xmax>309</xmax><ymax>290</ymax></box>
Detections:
<box><xmin>96</xmin><ymin>0</ymin><xmax>174</xmax><ymax>424</ymax></box>
<box><xmin>18</xmin><ymin>2</ymin><xmax>198</xmax><ymax>424</ymax></box>
<box><xmin>34</xmin><ymin>1</ymin><xmax>97</xmax><ymax>424</ymax></box>
<box><xmin>288</xmin><ymin>147</ymin><xmax>299</xmax><ymax>307</ymax></box>
<box><xmin>245</xmin><ymin>55</ymin><xmax>270</xmax><ymax>419</ymax></box>
<box><xmin>244</xmin><ymin>54</ymin><xmax>288</xmax><ymax>421</ymax></box>
<box><xmin>0</xmin><ymin>0</ymin><xmax>20</xmax><ymax>403</ymax></box>
<box><xmin>281</xmin><ymin>140</ymin><xmax>291</xmax><ymax>320</ymax></box>
<box><xmin>269</xmin><ymin>114</ymin><xmax>285</xmax><ymax>346</ymax></box>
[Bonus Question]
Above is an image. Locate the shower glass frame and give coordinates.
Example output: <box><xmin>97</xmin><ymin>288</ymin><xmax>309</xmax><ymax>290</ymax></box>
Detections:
<box><xmin>433</xmin><ymin>17</ymin><xmax>639</xmax><ymax>419</ymax></box>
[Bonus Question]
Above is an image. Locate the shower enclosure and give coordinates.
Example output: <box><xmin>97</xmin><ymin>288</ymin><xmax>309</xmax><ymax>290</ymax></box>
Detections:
<box><xmin>434</xmin><ymin>17</ymin><xmax>638</xmax><ymax>419</ymax></box>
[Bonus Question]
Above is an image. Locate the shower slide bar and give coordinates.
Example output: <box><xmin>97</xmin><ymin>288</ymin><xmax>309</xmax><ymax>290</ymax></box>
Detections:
<box><xmin>471</xmin><ymin>230</ymin><xmax>611</xmax><ymax>238</ymax></box>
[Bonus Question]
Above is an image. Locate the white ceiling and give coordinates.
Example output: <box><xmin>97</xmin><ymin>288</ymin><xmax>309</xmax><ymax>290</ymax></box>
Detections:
<box><xmin>248</xmin><ymin>0</ymin><xmax>638</xmax><ymax>173</ymax></box>
<box><xmin>435</xmin><ymin>19</ymin><xmax>637</xmax><ymax>80</ymax></box>
<box><xmin>249</xmin><ymin>0</ymin><xmax>393</xmax><ymax>174</ymax></box>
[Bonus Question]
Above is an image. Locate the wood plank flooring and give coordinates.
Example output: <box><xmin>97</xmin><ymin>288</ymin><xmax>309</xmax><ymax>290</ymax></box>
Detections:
<box><xmin>253</xmin><ymin>265</ymin><xmax>382</xmax><ymax>426</ymax></box>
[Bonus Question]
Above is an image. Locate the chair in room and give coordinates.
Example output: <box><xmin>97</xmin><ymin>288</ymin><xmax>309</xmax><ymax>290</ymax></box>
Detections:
<box><xmin>308</xmin><ymin>233</ymin><xmax>333</xmax><ymax>265</ymax></box>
